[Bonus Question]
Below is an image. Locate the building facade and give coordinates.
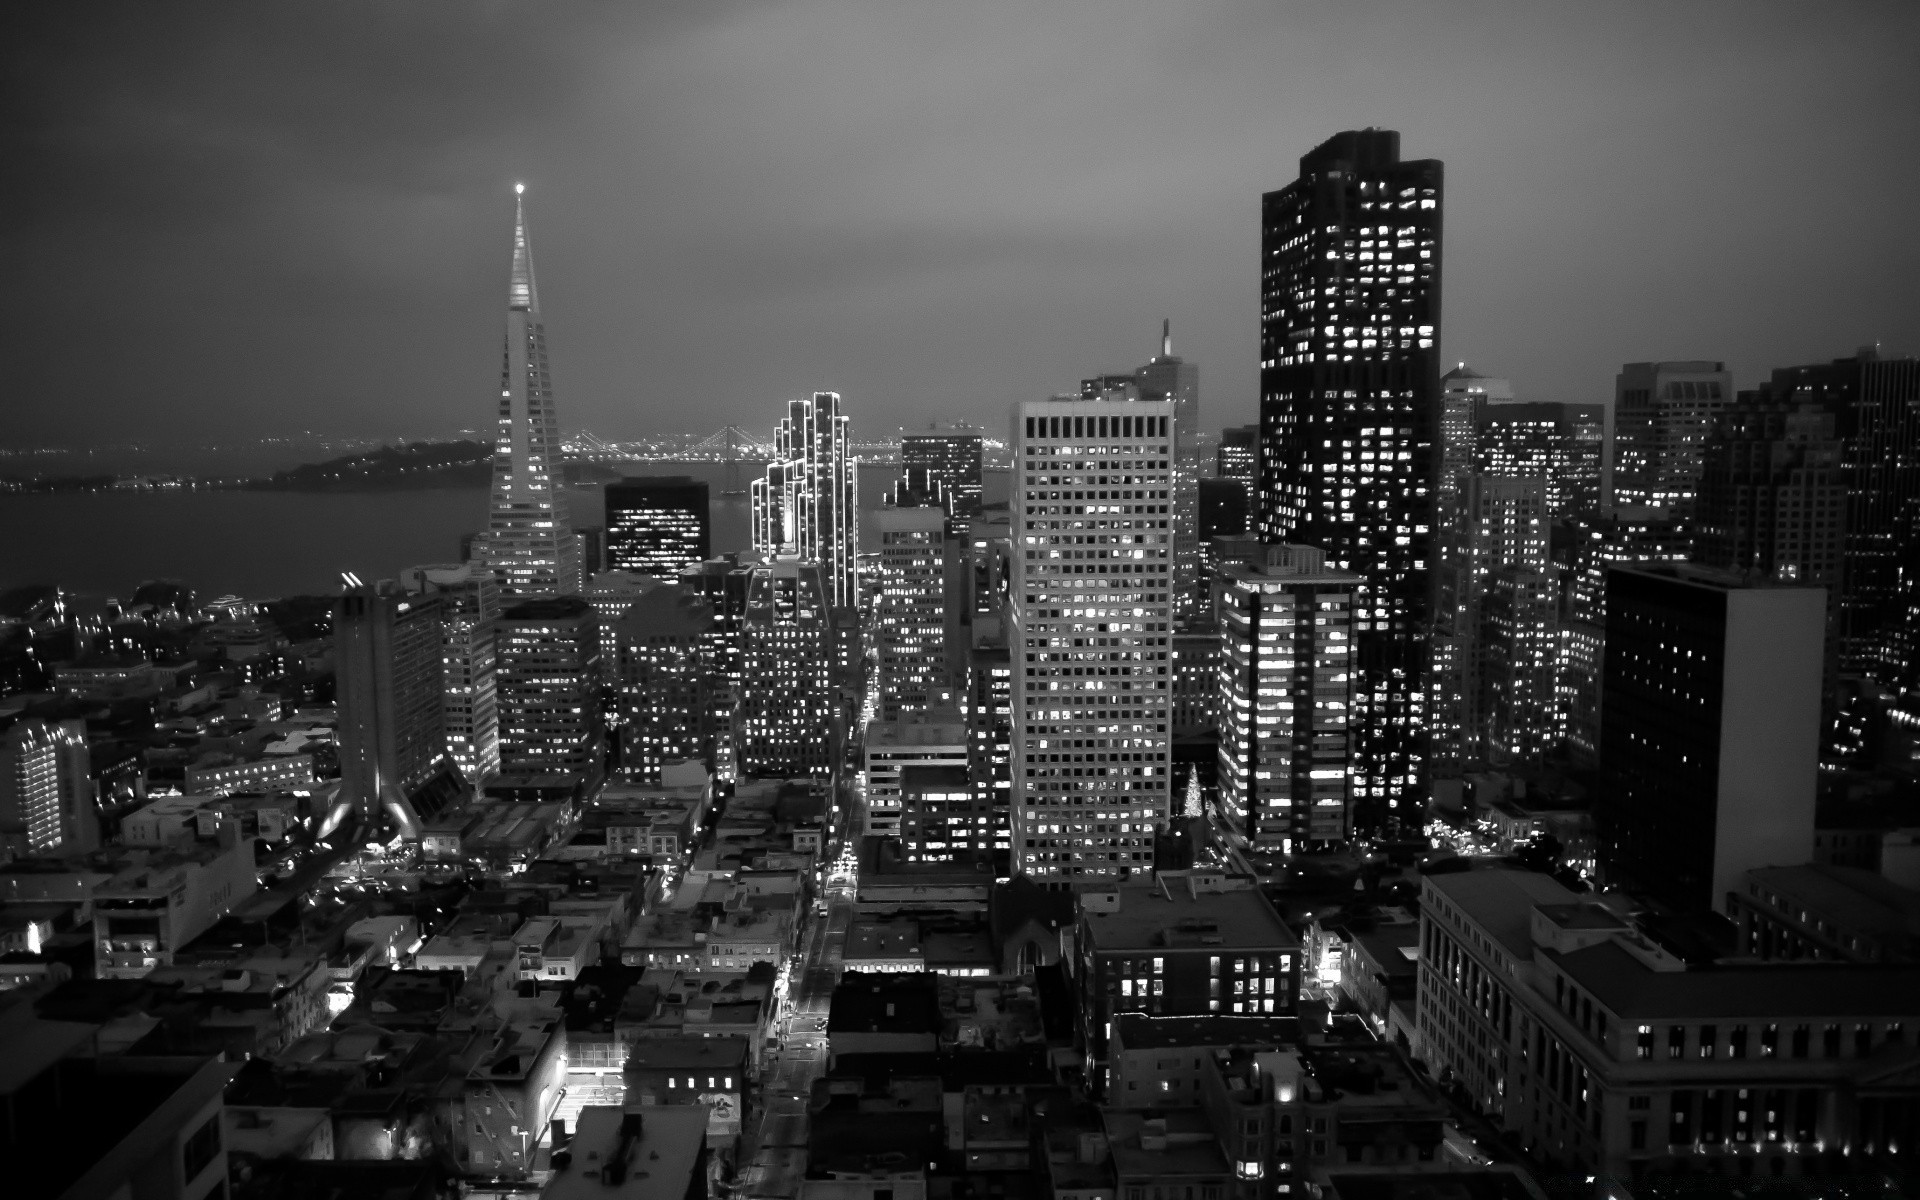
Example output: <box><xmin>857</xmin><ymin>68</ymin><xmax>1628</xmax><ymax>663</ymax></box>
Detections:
<box><xmin>1216</xmin><ymin>544</ymin><xmax>1360</xmax><ymax>852</ymax></box>
<box><xmin>1258</xmin><ymin>129</ymin><xmax>1443</xmax><ymax>833</ymax></box>
<box><xmin>902</xmin><ymin>432</ymin><xmax>985</xmax><ymax>519</ymax></box>
<box><xmin>329</xmin><ymin>583</ymin><xmax>450</xmax><ymax>838</ymax></box>
<box><xmin>1608</xmin><ymin>360</ymin><xmax>1732</xmax><ymax>518</ymax></box>
<box><xmin>401</xmin><ymin>561</ymin><xmax>502</xmax><ymax>785</ymax></box>
<box><xmin>739</xmin><ymin>556</ymin><xmax>837</xmax><ymax>779</ymax></box>
<box><xmin>1012</xmin><ymin>398</ymin><xmax>1176</xmax><ymax>882</ymax></box>
<box><xmin>495</xmin><ymin>596</ymin><xmax>603</xmax><ymax>788</ymax></box>
<box><xmin>874</xmin><ymin>505</ymin><xmax>952</xmax><ymax>720</ymax></box>
<box><xmin>605</xmin><ymin>475</ymin><xmax>712</xmax><ymax>579</ymax></box>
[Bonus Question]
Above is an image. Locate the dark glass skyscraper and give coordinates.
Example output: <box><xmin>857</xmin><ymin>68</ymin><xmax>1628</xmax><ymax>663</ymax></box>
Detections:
<box><xmin>1748</xmin><ymin>349</ymin><xmax>1920</xmax><ymax>685</ymax></box>
<box><xmin>605</xmin><ymin>476</ymin><xmax>711</xmax><ymax>579</ymax></box>
<box><xmin>901</xmin><ymin>432</ymin><xmax>984</xmax><ymax>519</ymax></box>
<box><xmin>1257</xmin><ymin>129</ymin><xmax>1443</xmax><ymax>832</ymax></box>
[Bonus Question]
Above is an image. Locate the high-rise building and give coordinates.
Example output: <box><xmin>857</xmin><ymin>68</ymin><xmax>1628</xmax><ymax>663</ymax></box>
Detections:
<box><xmin>1558</xmin><ymin>508</ymin><xmax>1691</xmax><ymax>764</ymax></box>
<box><xmin>1431</xmin><ymin>476</ymin><xmax>1549</xmax><ymax>772</ymax></box>
<box><xmin>0</xmin><ymin>717</ymin><xmax>92</xmax><ymax>857</ymax></box>
<box><xmin>1437</xmin><ymin>365</ymin><xmax>1512</xmax><ymax>523</ymax></box>
<box><xmin>1136</xmin><ymin>322</ymin><xmax>1202</xmax><ymax>615</ymax></box>
<box><xmin>898</xmin><ymin>764</ymin><xmax>991</xmax><ymax>865</ymax></box>
<box><xmin>479</xmin><ymin>186</ymin><xmax>582</xmax><ymax>599</ymax></box>
<box><xmin>1479</xmin><ymin>566</ymin><xmax>1559</xmax><ymax>764</ymax></box>
<box><xmin>680</xmin><ymin>555</ymin><xmax>753</xmax><ymax>783</ymax></box>
<box><xmin>584</xmin><ymin>571</ymin><xmax>663</xmax><ymax>676</ymax></box>
<box><xmin>1747</xmin><ymin>349</ymin><xmax>1920</xmax><ymax>684</ymax></box>
<box><xmin>1216</xmin><ymin>544</ymin><xmax>1360</xmax><ymax>852</ymax></box>
<box><xmin>1216</xmin><ymin>424</ymin><xmax>1257</xmax><ymax>513</ymax></box>
<box><xmin>1598</xmin><ymin>564</ymin><xmax>1824</xmax><ymax>912</ymax></box>
<box><xmin>1475</xmin><ymin>401</ymin><xmax>1607</xmax><ymax>519</ymax></box>
<box><xmin>328</xmin><ymin>583</ymin><xmax>451</xmax><ymax>838</ymax></box>
<box><xmin>495</xmin><ymin>596</ymin><xmax>603</xmax><ymax>789</ymax></box>
<box><xmin>1608</xmin><ymin>360</ymin><xmax>1731</xmax><ymax>518</ymax></box>
<box><xmin>738</xmin><ymin>556</ymin><xmax>837</xmax><ymax>778</ymax></box>
<box><xmin>1012</xmin><ymin>398</ymin><xmax>1176</xmax><ymax>882</ymax></box>
<box><xmin>400</xmin><ymin>562</ymin><xmax>502</xmax><ymax>785</ymax></box>
<box><xmin>873</xmin><ymin>506</ymin><xmax>952</xmax><ymax>720</ymax></box>
<box><xmin>614</xmin><ymin>585</ymin><xmax>715</xmax><ymax>783</ymax></box>
<box><xmin>901</xmin><ymin>432</ymin><xmax>984</xmax><ymax>519</ymax></box>
<box><xmin>1258</xmin><ymin>129</ymin><xmax>1443</xmax><ymax>833</ymax></box>
<box><xmin>605</xmin><ymin>476</ymin><xmax>711</xmax><ymax>579</ymax></box>
<box><xmin>965</xmin><ymin>629</ymin><xmax>1014</xmax><ymax>863</ymax></box>
<box><xmin>1693</xmin><ymin>399</ymin><xmax>1845</xmax><ymax>591</ymax></box>
<box><xmin>752</xmin><ymin>392</ymin><xmax>858</xmax><ymax>610</ymax></box>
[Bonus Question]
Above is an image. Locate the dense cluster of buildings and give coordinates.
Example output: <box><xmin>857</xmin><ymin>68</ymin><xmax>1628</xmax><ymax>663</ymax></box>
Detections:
<box><xmin>3</xmin><ymin>133</ymin><xmax>1920</xmax><ymax>1200</ymax></box>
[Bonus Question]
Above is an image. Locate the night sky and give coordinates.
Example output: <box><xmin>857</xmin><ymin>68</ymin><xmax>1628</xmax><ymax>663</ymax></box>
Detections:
<box><xmin>4</xmin><ymin>1</ymin><xmax>1916</xmax><ymax>448</ymax></box>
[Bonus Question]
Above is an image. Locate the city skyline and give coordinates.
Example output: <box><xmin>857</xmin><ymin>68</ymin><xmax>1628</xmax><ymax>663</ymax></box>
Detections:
<box><xmin>4</xmin><ymin>3</ymin><xmax>1918</xmax><ymax>450</ymax></box>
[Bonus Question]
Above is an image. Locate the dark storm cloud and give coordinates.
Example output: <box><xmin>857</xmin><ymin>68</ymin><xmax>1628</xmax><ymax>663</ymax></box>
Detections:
<box><xmin>3</xmin><ymin>1</ymin><xmax>1917</xmax><ymax>448</ymax></box>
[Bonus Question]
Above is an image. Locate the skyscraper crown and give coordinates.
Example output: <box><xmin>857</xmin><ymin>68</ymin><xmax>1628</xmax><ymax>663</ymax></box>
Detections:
<box><xmin>509</xmin><ymin>188</ymin><xmax>538</xmax><ymax>312</ymax></box>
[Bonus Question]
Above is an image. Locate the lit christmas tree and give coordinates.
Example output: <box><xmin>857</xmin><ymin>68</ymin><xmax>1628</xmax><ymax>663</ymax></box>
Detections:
<box><xmin>1183</xmin><ymin>770</ymin><xmax>1202</xmax><ymax>818</ymax></box>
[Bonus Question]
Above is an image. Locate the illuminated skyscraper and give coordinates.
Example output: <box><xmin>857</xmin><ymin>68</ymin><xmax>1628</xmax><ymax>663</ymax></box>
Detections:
<box><xmin>614</xmin><ymin>585</ymin><xmax>715</xmax><ymax>783</ymax></box>
<box><xmin>1258</xmin><ymin>129</ymin><xmax>1443</xmax><ymax>832</ymax></box>
<box><xmin>1608</xmin><ymin>360</ymin><xmax>1731</xmax><ymax>518</ymax></box>
<box><xmin>1217</xmin><ymin>424</ymin><xmax>1257</xmax><ymax>512</ymax></box>
<box><xmin>495</xmin><ymin>596</ymin><xmax>602</xmax><ymax>789</ymax></box>
<box><xmin>1012</xmin><ymin>397</ymin><xmax>1175</xmax><ymax>882</ymax></box>
<box><xmin>1136</xmin><ymin>323</ymin><xmax>1202</xmax><ymax>613</ymax></box>
<box><xmin>902</xmin><ymin>432</ymin><xmax>984</xmax><ymax>519</ymax></box>
<box><xmin>752</xmin><ymin>392</ymin><xmax>858</xmax><ymax>609</ymax></box>
<box><xmin>605</xmin><ymin>476</ymin><xmax>711</xmax><ymax>579</ymax></box>
<box><xmin>328</xmin><ymin>583</ymin><xmax>451</xmax><ymax>838</ymax></box>
<box><xmin>0</xmin><ymin>717</ymin><xmax>93</xmax><ymax>857</ymax></box>
<box><xmin>400</xmin><ymin>562</ymin><xmax>502</xmax><ymax>785</ymax></box>
<box><xmin>1217</xmin><ymin>544</ymin><xmax>1360</xmax><ymax>852</ymax></box>
<box><xmin>480</xmin><ymin>186</ymin><xmax>583</xmax><ymax>599</ymax></box>
<box><xmin>739</xmin><ymin>555</ymin><xmax>837</xmax><ymax>778</ymax></box>
<box><xmin>1559</xmin><ymin>507</ymin><xmax>1691</xmax><ymax>764</ymax></box>
<box><xmin>873</xmin><ymin>505</ymin><xmax>952</xmax><ymax>719</ymax></box>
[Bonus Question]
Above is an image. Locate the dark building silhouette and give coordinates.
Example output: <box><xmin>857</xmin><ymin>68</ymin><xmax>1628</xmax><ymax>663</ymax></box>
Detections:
<box><xmin>1597</xmin><ymin>564</ymin><xmax>1823</xmax><ymax>913</ymax></box>
<box><xmin>326</xmin><ymin>583</ymin><xmax>450</xmax><ymax>839</ymax></box>
<box><xmin>604</xmin><ymin>476</ymin><xmax>711</xmax><ymax>579</ymax></box>
<box><xmin>1258</xmin><ymin>128</ymin><xmax>1443</xmax><ymax>833</ymax></box>
<box><xmin>1747</xmin><ymin>348</ymin><xmax>1920</xmax><ymax>686</ymax></box>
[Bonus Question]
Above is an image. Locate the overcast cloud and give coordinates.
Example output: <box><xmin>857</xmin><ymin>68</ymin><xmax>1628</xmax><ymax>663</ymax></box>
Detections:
<box><xmin>3</xmin><ymin>1</ymin><xmax>1916</xmax><ymax>446</ymax></box>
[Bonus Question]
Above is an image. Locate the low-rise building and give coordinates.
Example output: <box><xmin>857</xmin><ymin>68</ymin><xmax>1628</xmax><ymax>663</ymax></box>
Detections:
<box><xmin>544</xmin><ymin>1105</ymin><xmax>710</xmax><ymax>1200</ymax></box>
<box><xmin>1731</xmin><ymin>862</ymin><xmax>1920</xmax><ymax>963</ymax></box>
<box><xmin>623</xmin><ymin>1036</ymin><xmax>750</xmax><ymax>1147</ymax></box>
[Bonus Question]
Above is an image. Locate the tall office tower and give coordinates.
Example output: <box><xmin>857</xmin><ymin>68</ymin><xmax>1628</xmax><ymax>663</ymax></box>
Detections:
<box><xmin>614</xmin><ymin>586</ymin><xmax>715</xmax><ymax>783</ymax></box>
<box><xmin>1608</xmin><ymin>360</ymin><xmax>1731</xmax><ymax>518</ymax></box>
<box><xmin>400</xmin><ymin>562</ymin><xmax>502</xmax><ymax>785</ymax></box>
<box><xmin>327</xmin><ymin>583</ymin><xmax>450</xmax><ymax>838</ymax></box>
<box><xmin>1692</xmin><ymin>400</ymin><xmax>1845</xmax><ymax>590</ymax></box>
<box><xmin>605</xmin><ymin>476</ymin><xmax>711</xmax><ymax>579</ymax></box>
<box><xmin>902</xmin><ymin>432</ymin><xmax>985</xmax><ymax>519</ymax></box>
<box><xmin>1430</xmin><ymin>475</ymin><xmax>1549</xmax><ymax>771</ymax></box>
<box><xmin>1476</xmin><ymin>402</ymin><xmax>1608</xmax><ymax>519</ymax></box>
<box><xmin>966</xmin><ymin>630</ymin><xmax>1014</xmax><ymax>862</ymax></box>
<box><xmin>1011</xmin><ymin>398</ymin><xmax>1176</xmax><ymax>883</ymax></box>
<box><xmin>495</xmin><ymin>596</ymin><xmax>603</xmax><ymax>789</ymax></box>
<box><xmin>1258</xmin><ymin>129</ymin><xmax>1443</xmax><ymax>833</ymax></box>
<box><xmin>873</xmin><ymin>506</ymin><xmax>952</xmax><ymax>720</ymax></box>
<box><xmin>1598</xmin><ymin>564</ymin><xmax>1823</xmax><ymax>912</ymax></box>
<box><xmin>751</xmin><ymin>392</ymin><xmax>858</xmax><ymax>609</ymax></box>
<box><xmin>739</xmin><ymin>556</ymin><xmax>837</xmax><ymax>778</ymax></box>
<box><xmin>1136</xmin><ymin>323</ymin><xmax>1203</xmax><ymax>615</ymax></box>
<box><xmin>0</xmin><ymin>717</ymin><xmax>93</xmax><ymax>857</ymax></box>
<box><xmin>1216</xmin><ymin>424</ymin><xmax>1257</xmax><ymax>509</ymax></box>
<box><xmin>681</xmin><ymin>555</ymin><xmax>753</xmax><ymax>782</ymax></box>
<box><xmin>1749</xmin><ymin>349</ymin><xmax>1920</xmax><ymax>684</ymax></box>
<box><xmin>1437</xmin><ymin>366</ymin><xmax>1511</xmax><ymax>522</ymax></box>
<box><xmin>1216</xmin><ymin>544</ymin><xmax>1360</xmax><ymax>852</ymax></box>
<box><xmin>1479</xmin><ymin>567</ymin><xmax>1559</xmax><ymax>763</ymax></box>
<box><xmin>479</xmin><ymin>186</ymin><xmax>583</xmax><ymax>599</ymax></box>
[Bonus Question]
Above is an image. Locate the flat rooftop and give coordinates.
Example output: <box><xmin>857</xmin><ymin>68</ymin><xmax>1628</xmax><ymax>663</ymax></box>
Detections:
<box><xmin>1425</xmin><ymin>867</ymin><xmax>1579</xmax><ymax>959</ymax></box>
<box><xmin>1746</xmin><ymin>863</ymin><xmax>1920</xmax><ymax>936</ymax></box>
<box><xmin>546</xmin><ymin>1105</ymin><xmax>707</xmax><ymax>1200</ymax></box>
<box><xmin>1551</xmin><ymin>939</ymin><xmax>1920</xmax><ymax>1020</ymax></box>
<box><xmin>1081</xmin><ymin>887</ymin><xmax>1298</xmax><ymax>953</ymax></box>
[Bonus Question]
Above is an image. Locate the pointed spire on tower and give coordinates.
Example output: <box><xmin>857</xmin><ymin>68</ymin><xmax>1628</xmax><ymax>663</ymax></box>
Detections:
<box><xmin>509</xmin><ymin>183</ymin><xmax>538</xmax><ymax>313</ymax></box>
<box><xmin>1161</xmin><ymin>318</ymin><xmax>1172</xmax><ymax>359</ymax></box>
